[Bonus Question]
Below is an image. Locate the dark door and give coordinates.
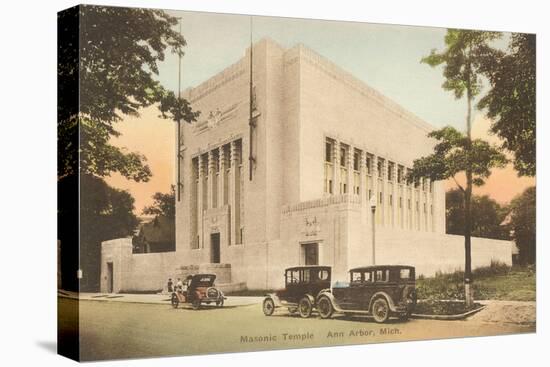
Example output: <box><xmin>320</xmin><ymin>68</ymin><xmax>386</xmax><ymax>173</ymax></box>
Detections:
<box><xmin>303</xmin><ymin>243</ymin><xmax>319</xmax><ymax>265</ymax></box>
<box><xmin>210</xmin><ymin>233</ymin><xmax>220</xmax><ymax>263</ymax></box>
<box><xmin>107</xmin><ymin>262</ymin><xmax>113</xmax><ymax>293</ymax></box>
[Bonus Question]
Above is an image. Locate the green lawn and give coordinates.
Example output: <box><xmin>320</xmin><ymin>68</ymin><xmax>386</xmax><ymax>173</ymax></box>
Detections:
<box><xmin>417</xmin><ymin>264</ymin><xmax>536</xmax><ymax>302</ymax></box>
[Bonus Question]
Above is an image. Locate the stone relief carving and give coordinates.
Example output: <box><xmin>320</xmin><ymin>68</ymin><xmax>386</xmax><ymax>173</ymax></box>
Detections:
<box><xmin>193</xmin><ymin>102</ymin><xmax>241</xmax><ymax>134</ymax></box>
<box><xmin>302</xmin><ymin>216</ymin><xmax>321</xmax><ymax>237</ymax></box>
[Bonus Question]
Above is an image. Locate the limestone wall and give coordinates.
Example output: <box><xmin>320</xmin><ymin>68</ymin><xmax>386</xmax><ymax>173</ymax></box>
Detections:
<box><xmin>373</xmin><ymin>229</ymin><xmax>513</xmax><ymax>277</ymax></box>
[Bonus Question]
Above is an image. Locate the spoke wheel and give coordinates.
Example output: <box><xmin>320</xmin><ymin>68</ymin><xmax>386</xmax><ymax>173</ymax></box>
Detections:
<box><xmin>191</xmin><ymin>299</ymin><xmax>201</xmax><ymax>310</ymax></box>
<box><xmin>263</xmin><ymin>298</ymin><xmax>275</xmax><ymax>316</ymax></box>
<box><xmin>298</xmin><ymin>297</ymin><xmax>313</xmax><ymax>318</ymax></box>
<box><xmin>171</xmin><ymin>294</ymin><xmax>179</xmax><ymax>309</ymax></box>
<box><xmin>372</xmin><ymin>298</ymin><xmax>390</xmax><ymax>323</ymax></box>
<box><xmin>317</xmin><ymin>296</ymin><xmax>334</xmax><ymax>319</ymax></box>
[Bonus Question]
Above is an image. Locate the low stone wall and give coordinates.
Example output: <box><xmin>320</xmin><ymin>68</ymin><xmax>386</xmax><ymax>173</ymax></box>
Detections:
<box><xmin>372</xmin><ymin>230</ymin><xmax>512</xmax><ymax>277</ymax></box>
<box><xmin>101</xmin><ymin>230</ymin><xmax>512</xmax><ymax>293</ymax></box>
<box><xmin>101</xmin><ymin>239</ymin><xmax>240</xmax><ymax>293</ymax></box>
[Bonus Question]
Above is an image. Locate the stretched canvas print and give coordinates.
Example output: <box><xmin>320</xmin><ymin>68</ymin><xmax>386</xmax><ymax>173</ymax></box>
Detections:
<box><xmin>57</xmin><ymin>4</ymin><xmax>536</xmax><ymax>362</ymax></box>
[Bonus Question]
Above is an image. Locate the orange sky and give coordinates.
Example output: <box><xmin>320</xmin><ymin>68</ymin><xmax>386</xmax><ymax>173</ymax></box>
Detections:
<box><xmin>106</xmin><ymin>108</ymin><xmax>534</xmax><ymax>214</ymax></box>
<box><xmin>105</xmin><ymin>106</ymin><xmax>176</xmax><ymax>216</ymax></box>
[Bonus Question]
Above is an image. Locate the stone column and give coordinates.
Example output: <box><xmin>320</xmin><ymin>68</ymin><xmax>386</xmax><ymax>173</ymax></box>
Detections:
<box><xmin>229</xmin><ymin>141</ymin><xmax>240</xmax><ymax>246</ymax></box>
<box><xmin>218</xmin><ymin>147</ymin><xmax>226</xmax><ymax>206</ymax></box>
<box><xmin>346</xmin><ymin>146</ymin><xmax>353</xmax><ymax>197</ymax></box>
<box><xmin>197</xmin><ymin>154</ymin><xmax>204</xmax><ymax>248</ymax></box>
<box><xmin>391</xmin><ymin>163</ymin><xmax>398</xmax><ymax>228</ymax></box>
<box><xmin>359</xmin><ymin>150</ymin><xmax>367</xmax><ymax>204</ymax></box>
<box><xmin>333</xmin><ymin>141</ymin><xmax>341</xmax><ymax>196</ymax></box>
<box><xmin>372</xmin><ymin>155</ymin><xmax>379</xmax><ymax>225</ymax></box>
<box><xmin>207</xmin><ymin>150</ymin><xmax>215</xmax><ymax>209</ymax></box>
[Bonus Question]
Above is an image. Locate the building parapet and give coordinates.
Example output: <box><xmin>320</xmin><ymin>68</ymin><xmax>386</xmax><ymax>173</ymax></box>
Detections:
<box><xmin>282</xmin><ymin>194</ymin><xmax>362</xmax><ymax>215</ymax></box>
<box><xmin>285</xmin><ymin>43</ymin><xmax>435</xmax><ymax>134</ymax></box>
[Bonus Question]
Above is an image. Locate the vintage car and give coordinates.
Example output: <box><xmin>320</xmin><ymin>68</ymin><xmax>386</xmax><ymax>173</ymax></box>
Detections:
<box><xmin>263</xmin><ymin>266</ymin><xmax>331</xmax><ymax>318</ymax></box>
<box><xmin>171</xmin><ymin>273</ymin><xmax>226</xmax><ymax>310</ymax></box>
<box><xmin>316</xmin><ymin>265</ymin><xmax>416</xmax><ymax>323</ymax></box>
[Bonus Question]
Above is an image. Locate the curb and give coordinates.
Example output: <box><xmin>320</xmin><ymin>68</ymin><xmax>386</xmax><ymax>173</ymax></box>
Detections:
<box><xmin>411</xmin><ymin>305</ymin><xmax>486</xmax><ymax>320</ymax></box>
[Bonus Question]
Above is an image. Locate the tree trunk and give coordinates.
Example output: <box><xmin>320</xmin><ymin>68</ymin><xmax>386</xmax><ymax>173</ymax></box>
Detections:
<box><xmin>464</xmin><ymin>83</ymin><xmax>474</xmax><ymax>308</ymax></box>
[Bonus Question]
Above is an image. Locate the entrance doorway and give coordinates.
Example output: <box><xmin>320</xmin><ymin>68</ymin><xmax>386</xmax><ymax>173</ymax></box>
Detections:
<box><xmin>210</xmin><ymin>233</ymin><xmax>221</xmax><ymax>263</ymax></box>
<box><xmin>106</xmin><ymin>262</ymin><xmax>113</xmax><ymax>293</ymax></box>
<box><xmin>302</xmin><ymin>243</ymin><xmax>319</xmax><ymax>265</ymax></box>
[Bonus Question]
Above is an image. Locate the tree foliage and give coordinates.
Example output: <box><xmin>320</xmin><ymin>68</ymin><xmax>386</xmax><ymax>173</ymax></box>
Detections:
<box><xmin>509</xmin><ymin>187</ymin><xmax>536</xmax><ymax>265</ymax></box>
<box><xmin>478</xmin><ymin>33</ymin><xmax>536</xmax><ymax>176</ymax></box>
<box><xmin>142</xmin><ymin>186</ymin><xmax>175</xmax><ymax>219</ymax></box>
<box><xmin>446</xmin><ymin>189</ymin><xmax>509</xmax><ymax>240</ymax></box>
<box><xmin>421</xmin><ymin>30</ymin><xmax>501</xmax><ymax>100</ymax></box>
<box><xmin>59</xmin><ymin>174</ymin><xmax>139</xmax><ymax>290</ymax></box>
<box><xmin>58</xmin><ymin>5</ymin><xmax>199</xmax><ymax>181</ymax></box>
<box><xmin>408</xmin><ymin>126</ymin><xmax>507</xmax><ymax>189</ymax></box>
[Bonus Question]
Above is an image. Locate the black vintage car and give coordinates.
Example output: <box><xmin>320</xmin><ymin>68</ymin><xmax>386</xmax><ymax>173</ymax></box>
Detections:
<box><xmin>263</xmin><ymin>266</ymin><xmax>331</xmax><ymax>318</ymax></box>
<box><xmin>316</xmin><ymin>265</ymin><xmax>416</xmax><ymax>323</ymax></box>
<box><xmin>171</xmin><ymin>274</ymin><xmax>226</xmax><ymax>310</ymax></box>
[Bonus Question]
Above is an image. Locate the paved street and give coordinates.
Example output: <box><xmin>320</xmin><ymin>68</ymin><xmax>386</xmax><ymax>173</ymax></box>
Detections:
<box><xmin>59</xmin><ymin>297</ymin><xmax>535</xmax><ymax>361</ymax></box>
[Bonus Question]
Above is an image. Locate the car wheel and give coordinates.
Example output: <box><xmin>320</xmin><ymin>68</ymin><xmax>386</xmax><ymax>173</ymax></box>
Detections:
<box><xmin>216</xmin><ymin>298</ymin><xmax>224</xmax><ymax>307</ymax></box>
<box><xmin>371</xmin><ymin>298</ymin><xmax>390</xmax><ymax>323</ymax></box>
<box><xmin>191</xmin><ymin>299</ymin><xmax>201</xmax><ymax>310</ymax></box>
<box><xmin>263</xmin><ymin>298</ymin><xmax>275</xmax><ymax>316</ymax></box>
<box><xmin>298</xmin><ymin>297</ymin><xmax>313</xmax><ymax>318</ymax></box>
<box><xmin>171</xmin><ymin>293</ymin><xmax>179</xmax><ymax>309</ymax></box>
<box><xmin>317</xmin><ymin>296</ymin><xmax>334</xmax><ymax>319</ymax></box>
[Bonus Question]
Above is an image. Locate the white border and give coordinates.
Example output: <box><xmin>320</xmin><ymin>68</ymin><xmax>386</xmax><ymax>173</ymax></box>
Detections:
<box><xmin>1</xmin><ymin>1</ymin><xmax>547</xmax><ymax>366</ymax></box>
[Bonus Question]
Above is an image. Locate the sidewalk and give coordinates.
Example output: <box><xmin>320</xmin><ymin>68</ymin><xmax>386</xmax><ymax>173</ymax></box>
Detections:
<box><xmin>58</xmin><ymin>290</ymin><xmax>263</xmax><ymax>307</ymax></box>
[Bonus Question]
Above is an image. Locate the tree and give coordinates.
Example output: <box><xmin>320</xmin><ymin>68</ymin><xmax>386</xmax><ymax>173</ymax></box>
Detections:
<box><xmin>446</xmin><ymin>189</ymin><xmax>509</xmax><ymax>240</ymax></box>
<box><xmin>59</xmin><ymin>174</ymin><xmax>139</xmax><ymax>291</ymax></box>
<box><xmin>58</xmin><ymin>5</ymin><xmax>199</xmax><ymax>181</ymax></box>
<box><xmin>415</xmin><ymin>29</ymin><xmax>507</xmax><ymax>307</ymax></box>
<box><xmin>478</xmin><ymin>34</ymin><xmax>536</xmax><ymax>177</ymax></box>
<box><xmin>58</xmin><ymin>5</ymin><xmax>198</xmax><ymax>290</ymax></box>
<box><xmin>142</xmin><ymin>186</ymin><xmax>176</xmax><ymax>219</ymax></box>
<box><xmin>133</xmin><ymin>187</ymin><xmax>176</xmax><ymax>253</ymax></box>
<box><xmin>509</xmin><ymin>187</ymin><xmax>536</xmax><ymax>265</ymax></box>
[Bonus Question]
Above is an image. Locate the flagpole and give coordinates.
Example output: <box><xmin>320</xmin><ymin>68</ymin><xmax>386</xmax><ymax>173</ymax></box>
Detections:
<box><xmin>176</xmin><ymin>17</ymin><xmax>183</xmax><ymax>201</ymax></box>
<box><xmin>248</xmin><ymin>16</ymin><xmax>255</xmax><ymax>181</ymax></box>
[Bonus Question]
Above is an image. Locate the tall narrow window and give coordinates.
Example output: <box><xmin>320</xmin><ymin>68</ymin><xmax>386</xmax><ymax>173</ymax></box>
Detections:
<box><xmin>340</xmin><ymin>144</ymin><xmax>349</xmax><ymax>194</ymax></box>
<box><xmin>324</xmin><ymin>139</ymin><xmax>334</xmax><ymax>194</ymax></box>
<box><xmin>353</xmin><ymin>149</ymin><xmax>361</xmax><ymax>195</ymax></box>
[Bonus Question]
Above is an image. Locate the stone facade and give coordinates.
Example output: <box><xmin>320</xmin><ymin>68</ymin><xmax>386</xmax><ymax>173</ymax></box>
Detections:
<box><xmin>101</xmin><ymin>38</ymin><xmax>512</xmax><ymax>293</ymax></box>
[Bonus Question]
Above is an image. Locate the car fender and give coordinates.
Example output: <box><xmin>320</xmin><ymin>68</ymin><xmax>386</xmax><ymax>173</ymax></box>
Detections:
<box><xmin>317</xmin><ymin>291</ymin><xmax>344</xmax><ymax>313</ymax></box>
<box><xmin>302</xmin><ymin>293</ymin><xmax>315</xmax><ymax>306</ymax></box>
<box><xmin>264</xmin><ymin>293</ymin><xmax>282</xmax><ymax>307</ymax></box>
<box><xmin>368</xmin><ymin>291</ymin><xmax>397</xmax><ymax>312</ymax></box>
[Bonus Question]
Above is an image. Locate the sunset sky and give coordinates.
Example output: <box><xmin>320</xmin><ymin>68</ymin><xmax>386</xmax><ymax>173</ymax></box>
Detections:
<box><xmin>105</xmin><ymin>10</ymin><xmax>535</xmax><ymax>214</ymax></box>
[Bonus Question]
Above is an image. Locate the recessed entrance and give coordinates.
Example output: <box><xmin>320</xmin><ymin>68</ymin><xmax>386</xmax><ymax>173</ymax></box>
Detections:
<box><xmin>106</xmin><ymin>262</ymin><xmax>113</xmax><ymax>293</ymax></box>
<box><xmin>210</xmin><ymin>233</ymin><xmax>221</xmax><ymax>263</ymax></box>
<box><xmin>301</xmin><ymin>243</ymin><xmax>319</xmax><ymax>265</ymax></box>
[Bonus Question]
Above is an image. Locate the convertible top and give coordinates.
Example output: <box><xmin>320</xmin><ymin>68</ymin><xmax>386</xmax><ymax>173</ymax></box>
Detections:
<box><xmin>190</xmin><ymin>273</ymin><xmax>216</xmax><ymax>287</ymax></box>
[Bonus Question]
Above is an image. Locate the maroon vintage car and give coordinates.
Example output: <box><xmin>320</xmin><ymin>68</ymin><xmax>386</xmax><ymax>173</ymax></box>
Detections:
<box><xmin>316</xmin><ymin>265</ymin><xmax>416</xmax><ymax>323</ymax></box>
<box><xmin>263</xmin><ymin>266</ymin><xmax>331</xmax><ymax>318</ymax></box>
<box><xmin>171</xmin><ymin>274</ymin><xmax>225</xmax><ymax>310</ymax></box>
